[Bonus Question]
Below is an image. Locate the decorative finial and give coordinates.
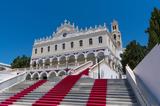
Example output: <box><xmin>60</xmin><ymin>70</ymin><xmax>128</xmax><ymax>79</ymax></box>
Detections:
<box><xmin>85</xmin><ymin>27</ymin><xmax>87</xmax><ymax>31</ymax></box>
<box><xmin>61</xmin><ymin>23</ymin><xmax>63</xmax><ymax>26</ymax></box>
<box><xmin>76</xmin><ymin>26</ymin><xmax>79</xmax><ymax>30</ymax></box>
<box><xmin>46</xmin><ymin>36</ymin><xmax>49</xmax><ymax>40</ymax></box>
<box><xmin>56</xmin><ymin>27</ymin><xmax>59</xmax><ymax>31</ymax></box>
<box><xmin>64</xmin><ymin>19</ymin><xmax>67</xmax><ymax>24</ymax></box>
<box><xmin>49</xmin><ymin>36</ymin><xmax>52</xmax><ymax>39</ymax></box>
<box><xmin>95</xmin><ymin>25</ymin><xmax>97</xmax><ymax>29</ymax></box>
<box><xmin>72</xmin><ymin>23</ymin><xmax>75</xmax><ymax>27</ymax></box>
<box><xmin>98</xmin><ymin>25</ymin><xmax>102</xmax><ymax>28</ymax></box>
<box><xmin>104</xmin><ymin>23</ymin><xmax>106</xmax><ymax>27</ymax></box>
<box><xmin>34</xmin><ymin>39</ymin><xmax>37</xmax><ymax>43</ymax></box>
<box><xmin>80</xmin><ymin>28</ymin><xmax>83</xmax><ymax>32</ymax></box>
<box><xmin>52</xmin><ymin>32</ymin><xmax>55</xmax><ymax>36</ymax></box>
<box><xmin>68</xmin><ymin>21</ymin><xmax>70</xmax><ymax>25</ymax></box>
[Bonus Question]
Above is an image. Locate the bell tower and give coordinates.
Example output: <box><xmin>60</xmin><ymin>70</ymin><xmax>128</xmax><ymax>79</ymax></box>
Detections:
<box><xmin>111</xmin><ymin>20</ymin><xmax>122</xmax><ymax>48</ymax></box>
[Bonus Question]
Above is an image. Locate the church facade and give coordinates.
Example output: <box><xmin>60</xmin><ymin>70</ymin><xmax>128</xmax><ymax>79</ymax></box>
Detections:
<box><xmin>30</xmin><ymin>20</ymin><xmax>123</xmax><ymax>72</ymax></box>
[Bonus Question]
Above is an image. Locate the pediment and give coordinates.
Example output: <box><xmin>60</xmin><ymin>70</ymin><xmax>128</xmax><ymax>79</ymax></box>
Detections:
<box><xmin>53</xmin><ymin>20</ymin><xmax>76</xmax><ymax>39</ymax></box>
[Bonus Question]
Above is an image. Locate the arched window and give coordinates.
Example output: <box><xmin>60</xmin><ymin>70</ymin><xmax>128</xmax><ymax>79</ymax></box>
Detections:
<box><xmin>113</xmin><ymin>25</ymin><xmax>117</xmax><ymax>30</ymax></box>
<box><xmin>41</xmin><ymin>47</ymin><xmax>43</xmax><ymax>53</ymax></box>
<box><xmin>98</xmin><ymin>36</ymin><xmax>103</xmax><ymax>43</ymax></box>
<box><xmin>79</xmin><ymin>40</ymin><xmax>83</xmax><ymax>47</ymax></box>
<box><xmin>114</xmin><ymin>34</ymin><xmax>116</xmax><ymax>40</ymax></box>
<box><xmin>112</xmin><ymin>26</ymin><xmax>114</xmax><ymax>30</ymax></box>
<box><xmin>55</xmin><ymin>45</ymin><xmax>57</xmax><ymax>51</ymax></box>
<box><xmin>71</xmin><ymin>42</ymin><xmax>74</xmax><ymax>48</ymax></box>
<box><xmin>118</xmin><ymin>35</ymin><xmax>120</xmax><ymax>38</ymax></box>
<box><xmin>62</xmin><ymin>43</ymin><xmax>65</xmax><ymax>49</ymax></box>
<box><xmin>115</xmin><ymin>25</ymin><xmax>117</xmax><ymax>30</ymax></box>
<box><xmin>48</xmin><ymin>46</ymin><xmax>50</xmax><ymax>52</ymax></box>
<box><xmin>89</xmin><ymin>38</ymin><xmax>93</xmax><ymax>45</ymax></box>
<box><xmin>35</xmin><ymin>48</ymin><xmax>37</xmax><ymax>54</ymax></box>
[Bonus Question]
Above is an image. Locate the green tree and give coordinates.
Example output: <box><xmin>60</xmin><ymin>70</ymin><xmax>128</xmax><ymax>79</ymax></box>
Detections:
<box><xmin>121</xmin><ymin>40</ymin><xmax>147</xmax><ymax>73</ymax></box>
<box><xmin>146</xmin><ymin>8</ymin><xmax>160</xmax><ymax>51</ymax></box>
<box><xmin>11</xmin><ymin>55</ymin><xmax>30</xmax><ymax>68</ymax></box>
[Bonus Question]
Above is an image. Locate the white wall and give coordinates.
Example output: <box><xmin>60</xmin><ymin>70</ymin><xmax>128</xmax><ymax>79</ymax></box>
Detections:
<box><xmin>89</xmin><ymin>60</ymin><xmax>119</xmax><ymax>79</ymax></box>
<box><xmin>0</xmin><ymin>72</ymin><xmax>26</xmax><ymax>92</ymax></box>
<box><xmin>133</xmin><ymin>44</ymin><xmax>160</xmax><ymax>102</ymax></box>
<box><xmin>31</xmin><ymin>28</ymin><xmax>118</xmax><ymax>59</ymax></box>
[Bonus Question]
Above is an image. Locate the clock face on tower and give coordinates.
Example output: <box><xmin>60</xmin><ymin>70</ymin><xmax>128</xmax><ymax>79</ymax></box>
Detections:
<box><xmin>63</xmin><ymin>33</ymin><xmax>67</xmax><ymax>37</ymax></box>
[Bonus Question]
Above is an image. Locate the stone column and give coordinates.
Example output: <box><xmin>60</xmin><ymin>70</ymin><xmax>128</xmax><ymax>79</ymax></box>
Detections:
<box><xmin>36</xmin><ymin>60</ymin><xmax>39</xmax><ymax>69</ymax></box>
<box><xmin>75</xmin><ymin>55</ymin><xmax>78</xmax><ymax>66</ymax></box>
<box><xmin>110</xmin><ymin>61</ymin><xmax>113</xmax><ymax>69</ymax></box>
<box><xmin>84</xmin><ymin>54</ymin><xmax>87</xmax><ymax>63</ymax></box>
<box><xmin>66</xmin><ymin>56</ymin><xmax>68</xmax><ymax>68</ymax></box>
<box><xmin>57</xmin><ymin>57</ymin><xmax>60</xmax><ymax>69</ymax></box>
<box><xmin>49</xmin><ymin>58</ymin><xmax>53</xmax><ymax>67</ymax></box>
<box><xmin>115</xmin><ymin>65</ymin><xmax>118</xmax><ymax>72</ymax></box>
<box><xmin>113</xmin><ymin>63</ymin><xmax>115</xmax><ymax>70</ymax></box>
<box><xmin>42</xmin><ymin>59</ymin><xmax>45</xmax><ymax>68</ymax></box>
<box><xmin>105</xmin><ymin>56</ymin><xmax>109</xmax><ymax>64</ymax></box>
<box><xmin>95</xmin><ymin>52</ymin><xmax>98</xmax><ymax>64</ymax></box>
<box><xmin>30</xmin><ymin>60</ymin><xmax>33</xmax><ymax>68</ymax></box>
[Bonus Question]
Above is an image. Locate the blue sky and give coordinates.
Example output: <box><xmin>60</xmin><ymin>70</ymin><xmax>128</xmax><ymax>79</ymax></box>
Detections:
<box><xmin>0</xmin><ymin>0</ymin><xmax>160</xmax><ymax>64</ymax></box>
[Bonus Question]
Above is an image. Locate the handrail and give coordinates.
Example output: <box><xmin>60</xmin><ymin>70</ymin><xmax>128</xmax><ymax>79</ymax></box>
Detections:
<box><xmin>8</xmin><ymin>64</ymin><xmax>76</xmax><ymax>72</ymax></box>
<box><xmin>71</xmin><ymin>61</ymin><xmax>93</xmax><ymax>75</ymax></box>
<box><xmin>89</xmin><ymin>59</ymin><xmax>105</xmax><ymax>72</ymax></box>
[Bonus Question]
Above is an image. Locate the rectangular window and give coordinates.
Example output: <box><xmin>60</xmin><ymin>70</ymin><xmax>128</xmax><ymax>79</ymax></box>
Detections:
<box><xmin>48</xmin><ymin>46</ymin><xmax>50</xmax><ymax>52</ymax></box>
<box><xmin>99</xmin><ymin>36</ymin><xmax>103</xmax><ymax>43</ymax></box>
<box><xmin>55</xmin><ymin>45</ymin><xmax>57</xmax><ymax>51</ymax></box>
<box><xmin>71</xmin><ymin>42</ymin><xmax>74</xmax><ymax>48</ymax></box>
<box><xmin>41</xmin><ymin>47</ymin><xmax>43</xmax><ymax>53</ymax></box>
<box><xmin>89</xmin><ymin>38</ymin><xmax>93</xmax><ymax>45</ymax></box>
<box><xmin>62</xmin><ymin>43</ymin><xmax>65</xmax><ymax>49</ymax></box>
<box><xmin>79</xmin><ymin>40</ymin><xmax>83</xmax><ymax>47</ymax></box>
<box><xmin>35</xmin><ymin>48</ymin><xmax>37</xmax><ymax>54</ymax></box>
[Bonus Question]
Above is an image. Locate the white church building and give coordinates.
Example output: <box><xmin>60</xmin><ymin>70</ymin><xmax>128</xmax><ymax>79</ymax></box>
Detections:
<box><xmin>30</xmin><ymin>20</ymin><xmax>123</xmax><ymax>79</ymax></box>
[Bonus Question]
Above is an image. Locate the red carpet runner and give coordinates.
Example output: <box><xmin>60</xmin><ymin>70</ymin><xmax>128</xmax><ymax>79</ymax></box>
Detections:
<box><xmin>32</xmin><ymin>68</ymin><xmax>90</xmax><ymax>106</ymax></box>
<box><xmin>0</xmin><ymin>80</ymin><xmax>47</xmax><ymax>106</ymax></box>
<box><xmin>87</xmin><ymin>79</ymin><xmax>107</xmax><ymax>106</ymax></box>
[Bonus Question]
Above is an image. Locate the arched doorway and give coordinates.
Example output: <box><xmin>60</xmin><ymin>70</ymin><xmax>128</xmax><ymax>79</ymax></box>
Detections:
<box><xmin>32</xmin><ymin>61</ymin><xmax>36</xmax><ymax>68</ymax></box>
<box><xmin>59</xmin><ymin>56</ymin><xmax>66</xmax><ymax>67</ymax></box>
<box><xmin>87</xmin><ymin>53</ymin><xmax>96</xmax><ymax>64</ymax></box>
<box><xmin>26</xmin><ymin>73</ymin><xmax>31</xmax><ymax>80</ymax></box>
<box><xmin>40</xmin><ymin>72</ymin><xmax>47</xmax><ymax>80</ymax></box>
<box><xmin>77</xmin><ymin>54</ymin><xmax>85</xmax><ymax>65</ymax></box>
<box><xmin>97</xmin><ymin>52</ymin><xmax>105</xmax><ymax>62</ymax></box>
<box><xmin>68</xmin><ymin>55</ymin><xmax>75</xmax><ymax>67</ymax></box>
<box><xmin>38</xmin><ymin>59</ymin><xmax>43</xmax><ymax>68</ymax></box>
<box><xmin>52</xmin><ymin>58</ymin><xmax>58</xmax><ymax>67</ymax></box>
<box><xmin>32</xmin><ymin>73</ymin><xmax>39</xmax><ymax>80</ymax></box>
<box><xmin>48</xmin><ymin>71</ymin><xmax>57</xmax><ymax>80</ymax></box>
<box><xmin>45</xmin><ymin>59</ymin><xmax>50</xmax><ymax>67</ymax></box>
<box><xmin>58</xmin><ymin>70</ymin><xmax>66</xmax><ymax>76</ymax></box>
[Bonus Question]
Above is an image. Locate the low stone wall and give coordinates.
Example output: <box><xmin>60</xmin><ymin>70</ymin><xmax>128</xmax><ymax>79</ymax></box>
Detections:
<box><xmin>0</xmin><ymin>72</ymin><xmax>26</xmax><ymax>92</ymax></box>
<box><xmin>126</xmin><ymin>65</ymin><xmax>159</xmax><ymax>105</ymax></box>
<box><xmin>71</xmin><ymin>61</ymin><xmax>93</xmax><ymax>75</ymax></box>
